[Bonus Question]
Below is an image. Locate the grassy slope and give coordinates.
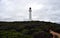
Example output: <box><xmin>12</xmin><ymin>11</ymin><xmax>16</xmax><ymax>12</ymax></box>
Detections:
<box><xmin>0</xmin><ymin>21</ymin><xmax>60</xmax><ymax>38</ymax></box>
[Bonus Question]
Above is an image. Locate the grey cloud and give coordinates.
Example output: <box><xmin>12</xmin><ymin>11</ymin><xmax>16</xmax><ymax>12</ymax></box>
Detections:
<box><xmin>0</xmin><ymin>0</ymin><xmax>60</xmax><ymax>23</ymax></box>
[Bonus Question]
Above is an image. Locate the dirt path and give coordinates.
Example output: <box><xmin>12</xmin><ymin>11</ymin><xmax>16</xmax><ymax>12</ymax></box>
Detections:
<box><xmin>50</xmin><ymin>30</ymin><xmax>60</xmax><ymax>38</ymax></box>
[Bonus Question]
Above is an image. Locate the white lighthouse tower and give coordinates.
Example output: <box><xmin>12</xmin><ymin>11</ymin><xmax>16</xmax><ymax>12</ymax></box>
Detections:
<box><xmin>29</xmin><ymin>7</ymin><xmax>32</xmax><ymax>21</ymax></box>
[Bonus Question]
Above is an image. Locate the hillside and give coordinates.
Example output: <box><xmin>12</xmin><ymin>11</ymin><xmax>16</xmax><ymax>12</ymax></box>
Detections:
<box><xmin>0</xmin><ymin>21</ymin><xmax>60</xmax><ymax>38</ymax></box>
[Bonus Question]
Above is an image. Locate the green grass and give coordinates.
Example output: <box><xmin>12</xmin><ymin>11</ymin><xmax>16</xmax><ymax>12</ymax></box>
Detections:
<box><xmin>0</xmin><ymin>21</ymin><xmax>59</xmax><ymax>38</ymax></box>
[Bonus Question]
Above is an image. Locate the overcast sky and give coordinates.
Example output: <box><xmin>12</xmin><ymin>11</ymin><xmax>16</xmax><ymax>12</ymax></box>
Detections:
<box><xmin>0</xmin><ymin>0</ymin><xmax>60</xmax><ymax>23</ymax></box>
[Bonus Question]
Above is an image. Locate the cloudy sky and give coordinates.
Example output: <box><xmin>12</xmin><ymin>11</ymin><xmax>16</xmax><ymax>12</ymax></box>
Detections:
<box><xmin>0</xmin><ymin>0</ymin><xmax>60</xmax><ymax>23</ymax></box>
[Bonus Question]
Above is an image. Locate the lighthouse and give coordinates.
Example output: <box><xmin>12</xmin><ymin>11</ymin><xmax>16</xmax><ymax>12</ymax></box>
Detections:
<box><xmin>29</xmin><ymin>7</ymin><xmax>32</xmax><ymax>21</ymax></box>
